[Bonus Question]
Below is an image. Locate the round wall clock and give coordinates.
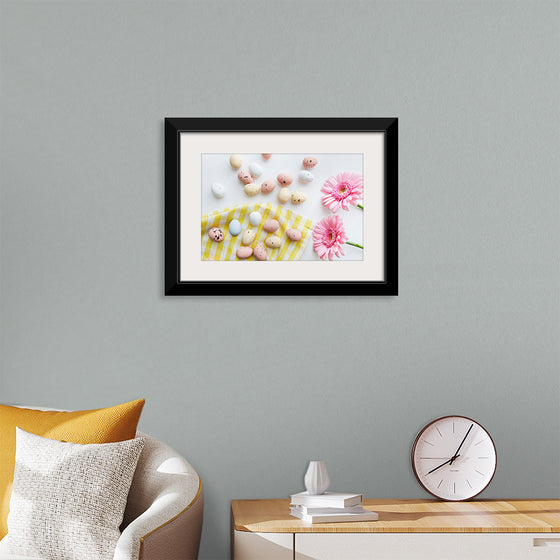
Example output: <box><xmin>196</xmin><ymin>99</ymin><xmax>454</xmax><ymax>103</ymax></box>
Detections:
<box><xmin>411</xmin><ymin>415</ymin><xmax>497</xmax><ymax>501</ymax></box>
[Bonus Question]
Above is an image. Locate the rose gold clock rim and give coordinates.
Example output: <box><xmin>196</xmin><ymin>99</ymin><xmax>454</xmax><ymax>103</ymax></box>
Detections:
<box><xmin>411</xmin><ymin>415</ymin><xmax>498</xmax><ymax>502</ymax></box>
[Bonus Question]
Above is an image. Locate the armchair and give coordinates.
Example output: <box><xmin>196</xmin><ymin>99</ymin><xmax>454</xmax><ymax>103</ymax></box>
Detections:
<box><xmin>117</xmin><ymin>432</ymin><xmax>203</xmax><ymax>560</ymax></box>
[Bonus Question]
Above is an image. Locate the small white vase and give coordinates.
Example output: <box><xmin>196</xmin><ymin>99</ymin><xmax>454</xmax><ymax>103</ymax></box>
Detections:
<box><xmin>304</xmin><ymin>460</ymin><xmax>330</xmax><ymax>495</ymax></box>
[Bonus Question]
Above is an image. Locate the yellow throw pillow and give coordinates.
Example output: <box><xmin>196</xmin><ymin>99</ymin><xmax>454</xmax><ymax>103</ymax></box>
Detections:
<box><xmin>0</xmin><ymin>398</ymin><xmax>145</xmax><ymax>538</ymax></box>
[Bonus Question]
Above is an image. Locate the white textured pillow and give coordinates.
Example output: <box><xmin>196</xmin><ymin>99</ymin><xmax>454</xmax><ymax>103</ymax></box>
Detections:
<box><xmin>3</xmin><ymin>428</ymin><xmax>144</xmax><ymax>560</ymax></box>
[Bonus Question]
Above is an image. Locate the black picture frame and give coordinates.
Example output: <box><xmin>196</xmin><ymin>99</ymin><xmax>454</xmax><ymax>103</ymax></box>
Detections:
<box><xmin>165</xmin><ymin>117</ymin><xmax>398</xmax><ymax>296</ymax></box>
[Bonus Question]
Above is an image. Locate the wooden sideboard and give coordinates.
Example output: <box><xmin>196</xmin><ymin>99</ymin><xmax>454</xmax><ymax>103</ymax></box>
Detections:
<box><xmin>231</xmin><ymin>498</ymin><xmax>560</xmax><ymax>559</ymax></box>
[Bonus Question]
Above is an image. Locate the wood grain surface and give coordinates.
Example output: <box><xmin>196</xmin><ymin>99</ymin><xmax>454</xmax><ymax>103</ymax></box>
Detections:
<box><xmin>231</xmin><ymin>499</ymin><xmax>560</xmax><ymax>533</ymax></box>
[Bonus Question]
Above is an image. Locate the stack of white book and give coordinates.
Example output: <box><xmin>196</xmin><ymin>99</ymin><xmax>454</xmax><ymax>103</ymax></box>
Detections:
<box><xmin>289</xmin><ymin>491</ymin><xmax>378</xmax><ymax>524</ymax></box>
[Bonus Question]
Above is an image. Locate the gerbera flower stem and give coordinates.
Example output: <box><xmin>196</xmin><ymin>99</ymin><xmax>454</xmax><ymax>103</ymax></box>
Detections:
<box><xmin>357</xmin><ymin>204</ymin><xmax>364</xmax><ymax>210</ymax></box>
<box><xmin>346</xmin><ymin>241</ymin><xmax>363</xmax><ymax>249</ymax></box>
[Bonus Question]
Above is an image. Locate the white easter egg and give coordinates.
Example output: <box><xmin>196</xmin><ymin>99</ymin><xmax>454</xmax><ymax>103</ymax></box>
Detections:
<box><xmin>248</xmin><ymin>162</ymin><xmax>263</xmax><ymax>177</ymax></box>
<box><xmin>298</xmin><ymin>170</ymin><xmax>314</xmax><ymax>183</ymax></box>
<box><xmin>211</xmin><ymin>182</ymin><xmax>225</xmax><ymax>198</ymax></box>
<box><xmin>249</xmin><ymin>211</ymin><xmax>262</xmax><ymax>226</ymax></box>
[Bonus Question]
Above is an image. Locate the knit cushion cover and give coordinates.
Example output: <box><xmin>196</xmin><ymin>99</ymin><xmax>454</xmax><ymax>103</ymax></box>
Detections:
<box><xmin>2</xmin><ymin>429</ymin><xmax>144</xmax><ymax>560</ymax></box>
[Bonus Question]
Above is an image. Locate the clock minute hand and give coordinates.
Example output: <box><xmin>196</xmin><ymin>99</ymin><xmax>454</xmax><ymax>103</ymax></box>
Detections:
<box><xmin>426</xmin><ymin>455</ymin><xmax>460</xmax><ymax>475</ymax></box>
<box><xmin>450</xmin><ymin>423</ymin><xmax>473</xmax><ymax>464</ymax></box>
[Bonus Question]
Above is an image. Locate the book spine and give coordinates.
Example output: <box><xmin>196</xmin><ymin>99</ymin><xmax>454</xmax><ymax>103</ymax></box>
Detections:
<box><xmin>290</xmin><ymin>497</ymin><xmax>362</xmax><ymax>508</ymax></box>
<box><xmin>290</xmin><ymin>507</ymin><xmax>378</xmax><ymax>523</ymax></box>
<box><xmin>292</xmin><ymin>505</ymin><xmax>365</xmax><ymax>514</ymax></box>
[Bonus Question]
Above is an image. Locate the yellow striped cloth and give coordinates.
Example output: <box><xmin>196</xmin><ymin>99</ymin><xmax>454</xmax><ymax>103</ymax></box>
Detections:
<box><xmin>201</xmin><ymin>203</ymin><xmax>314</xmax><ymax>261</ymax></box>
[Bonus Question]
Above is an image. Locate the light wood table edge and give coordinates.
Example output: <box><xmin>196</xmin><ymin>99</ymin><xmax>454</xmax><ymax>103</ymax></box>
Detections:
<box><xmin>231</xmin><ymin>499</ymin><xmax>560</xmax><ymax>534</ymax></box>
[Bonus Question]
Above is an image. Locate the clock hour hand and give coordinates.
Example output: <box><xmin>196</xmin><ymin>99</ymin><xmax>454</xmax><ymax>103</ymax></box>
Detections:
<box><xmin>449</xmin><ymin>424</ymin><xmax>473</xmax><ymax>464</ymax></box>
<box><xmin>426</xmin><ymin>455</ymin><xmax>460</xmax><ymax>475</ymax></box>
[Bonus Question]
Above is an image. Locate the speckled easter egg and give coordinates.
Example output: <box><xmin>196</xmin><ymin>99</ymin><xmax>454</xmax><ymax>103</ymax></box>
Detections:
<box><xmin>265</xmin><ymin>236</ymin><xmax>282</xmax><ymax>249</ymax></box>
<box><xmin>302</xmin><ymin>156</ymin><xmax>317</xmax><ymax>169</ymax></box>
<box><xmin>291</xmin><ymin>191</ymin><xmax>306</xmax><ymax>204</ymax></box>
<box><xmin>228</xmin><ymin>219</ymin><xmax>242</xmax><ymax>236</ymax></box>
<box><xmin>211</xmin><ymin>182</ymin><xmax>225</xmax><ymax>198</ymax></box>
<box><xmin>254</xmin><ymin>245</ymin><xmax>267</xmax><ymax>260</ymax></box>
<box><xmin>261</xmin><ymin>153</ymin><xmax>272</xmax><ymax>160</ymax></box>
<box><xmin>208</xmin><ymin>227</ymin><xmax>224</xmax><ymax>242</ymax></box>
<box><xmin>248</xmin><ymin>162</ymin><xmax>263</xmax><ymax>178</ymax></box>
<box><xmin>277</xmin><ymin>187</ymin><xmax>290</xmax><ymax>203</ymax></box>
<box><xmin>236</xmin><ymin>246</ymin><xmax>253</xmax><ymax>259</ymax></box>
<box><xmin>237</xmin><ymin>169</ymin><xmax>253</xmax><ymax>184</ymax></box>
<box><xmin>298</xmin><ymin>170</ymin><xmax>314</xmax><ymax>183</ymax></box>
<box><xmin>249</xmin><ymin>211</ymin><xmax>262</xmax><ymax>226</ymax></box>
<box><xmin>242</xmin><ymin>229</ymin><xmax>256</xmax><ymax>245</ymax></box>
<box><xmin>263</xmin><ymin>219</ymin><xmax>280</xmax><ymax>233</ymax></box>
<box><xmin>261</xmin><ymin>180</ymin><xmax>275</xmax><ymax>194</ymax></box>
<box><xmin>244</xmin><ymin>183</ymin><xmax>260</xmax><ymax>196</ymax></box>
<box><xmin>286</xmin><ymin>228</ymin><xmax>302</xmax><ymax>242</ymax></box>
<box><xmin>230</xmin><ymin>154</ymin><xmax>243</xmax><ymax>169</ymax></box>
<box><xmin>277</xmin><ymin>173</ymin><xmax>293</xmax><ymax>187</ymax></box>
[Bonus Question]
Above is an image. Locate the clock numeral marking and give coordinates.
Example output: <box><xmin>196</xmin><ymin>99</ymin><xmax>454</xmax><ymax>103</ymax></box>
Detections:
<box><xmin>478</xmin><ymin>457</ymin><xmax>489</xmax><ymax>459</ymax></box>
<box><xmin>453</xmin><ymin>483</ymin><xmax>456</xmax><ymax>494</ymax></box>
<box><xmin>435</xmin><ymin>426</ymin><xmax>443</xmax><ymax>438</ymax></box>
<box><xmin>437</xmin><ymin>479</ymin><xmax>443</xmax><ymax>489</ymax></box>
<box><xmin>420</xmin><ymin>457</ymin><xmax>451</xmax><ymax>460</ymax></box>
<box><xmin>475</xmin><ymin>469</ymin><xmax>485</xmax><ymax>476</ymax></box>
<box><xmin>474</xmin><ymin>440</ymin><xmax>485</xmax><ymax>446</ymax></box>
<box><xmin>453</xmin><ymin>421</ymin><xmax>455</xmax><ymax>434</ymax></box>
<box><xmin>466</xmin><ymin>479</ymin><xmax>472</xmax><ymax>489</ymax></box>
<box><xmin>423</xmin><ymin>440</ymin><xmax>435</xmax><ymax>446</ymax></box>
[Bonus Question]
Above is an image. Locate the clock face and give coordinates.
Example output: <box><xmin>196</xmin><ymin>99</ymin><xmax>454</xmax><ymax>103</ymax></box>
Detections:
<box><xmin>412</xmin><ymin>416</ymin><xmax>497</xmax><ymax>501</ymax></box>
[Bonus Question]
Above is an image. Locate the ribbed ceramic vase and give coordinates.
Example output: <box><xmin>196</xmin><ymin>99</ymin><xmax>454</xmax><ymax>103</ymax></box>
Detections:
<box><xmin>304</xmin><ymin>460</ymin><xmax>330</xmax><ymax>495</ymax></box>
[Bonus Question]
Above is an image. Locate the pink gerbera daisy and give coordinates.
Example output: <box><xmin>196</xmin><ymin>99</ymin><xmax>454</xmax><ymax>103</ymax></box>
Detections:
<box><xmin>321</xmin><ymin>172</ymin><xmax>363</xmax><ymax>213</ymax></box>
<box><xmin>313</xmin><ymin>215</ymin><xmax>348</xmax><ymax>261</ymax></box>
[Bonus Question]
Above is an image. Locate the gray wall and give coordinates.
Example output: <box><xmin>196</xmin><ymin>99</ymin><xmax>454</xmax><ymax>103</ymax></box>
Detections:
<box><xmin>1</xmin><ymin>1</ymin><xmax>558</xmax><ymax>558</ymax></box>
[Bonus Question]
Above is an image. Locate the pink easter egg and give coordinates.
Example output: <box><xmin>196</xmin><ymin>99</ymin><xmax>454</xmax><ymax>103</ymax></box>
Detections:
<box><xmin>302</xmin><ymin>156</ymin><xmax>318</xmax><ymax>169</ymax></box>
<box><xmin>236</xmin><ymin>246</ymin><xmax>253</xmax><ymax>259</ymax></box>
<box><xmin>237</xmin><ymin>169</ymin><xmax>253</xmax><ymax>184</ymax></box>
<box><xmin>263</xmin><ymin>219</ymin><xmax>280</xmax><ymax>233</ymax></box>
<box><xmin>286</xmin><ymin>228</ymin><xmax>302</xmax><ymax>242</ymax></box>
<box><xmin>262</xmin><ymin>153</ymin><xmax>272</xmax><ymax>160</ymax></box>
<box><xmin>254</xmin><ymin>245</ymin><xmax>267</xmax><ymax>261</ymax></box>
<box><xmin>208</xmin><ymin>227</ymin><xmax>224</xmax><ymax>242</ymax></box>
<box><xmin>277</xmin><ymin>173</ymin><xmax>293</xmax><ymax>186</ymax></box>
<box><xmin>261</xmin><ymin>180</ymin><xmax>276</xmax><ymax>194</ymax></box>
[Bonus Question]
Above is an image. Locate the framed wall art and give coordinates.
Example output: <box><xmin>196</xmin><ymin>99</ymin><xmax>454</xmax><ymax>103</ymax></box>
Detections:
<box><xmin>165</xmin><ymin>117</ymin><xmax>398</xmax><ymax>296</ymax></box>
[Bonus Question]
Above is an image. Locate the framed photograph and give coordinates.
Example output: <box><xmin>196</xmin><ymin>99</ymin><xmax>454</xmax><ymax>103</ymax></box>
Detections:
<box><xmin>165</xmin><ymin>117</ymin><xmax>397</xmax><ymax>296</ymax></box>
